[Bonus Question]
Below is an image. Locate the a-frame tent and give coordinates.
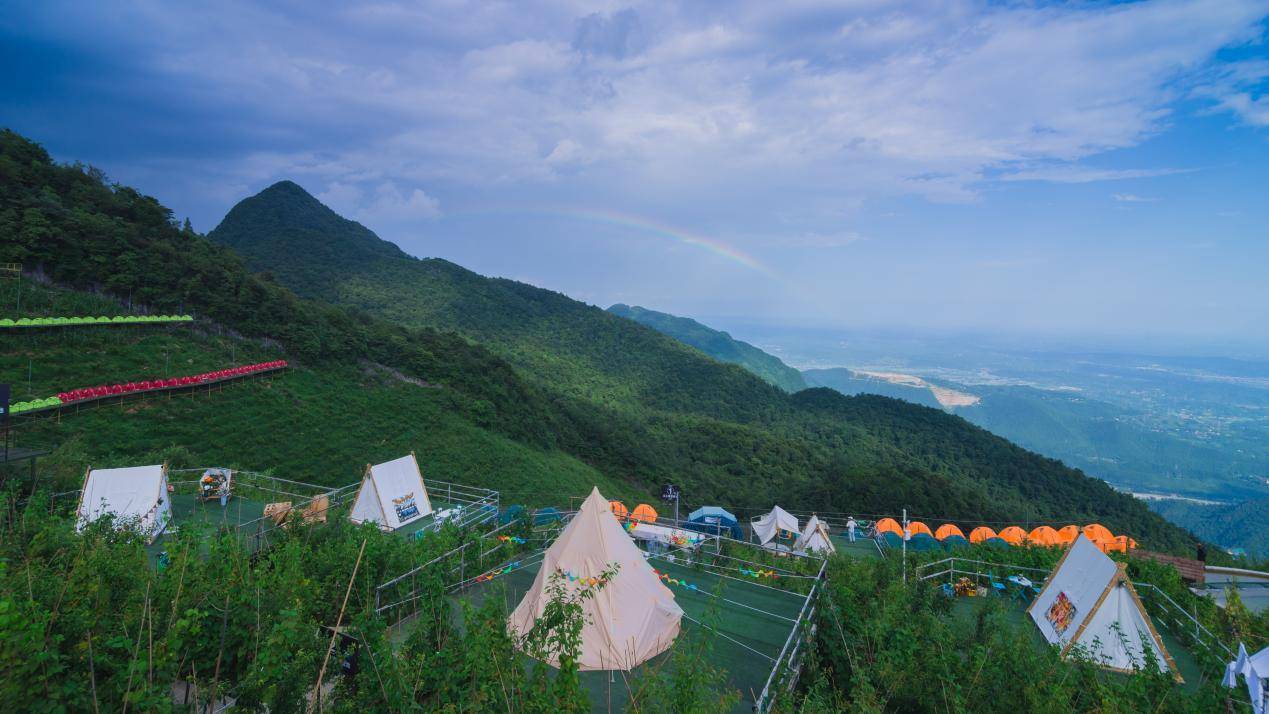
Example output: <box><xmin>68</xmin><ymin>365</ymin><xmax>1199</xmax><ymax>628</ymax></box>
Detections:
<box><xmin>508</xmin><ymin>487</ymin><xmax>683</xmax><ymax>671</ymax></box>
<box><xmin>76</xmin><ymin>463</ymin><xmax>172</xmax><ymax>542</ymax></box>
<box><xmin>1028</xmin><ymin>534</ymin><xmax>1181</xmax><ymax>681</ymax></box>
<box><xmin>795</xmin><ymin>515</ymin><xmax>836</xmax><ymax>555</ymax></box>
<box><xmin>349</xmin><ymin>453</ymin><xmax>433</xmax><ymax>531</ymax></box>
<box><xmin>752</xmin><ymin>505</ymin><xmax>799</xmax><ymax>545</ymax></box>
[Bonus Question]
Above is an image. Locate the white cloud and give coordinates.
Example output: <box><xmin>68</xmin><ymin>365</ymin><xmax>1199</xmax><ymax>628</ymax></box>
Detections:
<box><xmin>317</xmin><ymin>181</ymin><xmax>441</xmax><ymax>224</ymax></box>
<box><xmin>24</xmin><ymin>0</ymin><xmax>1269</xmax><ymax>243</ymax></box>
<box><xmin>1112</xmin><ymin>193</ymin><xmax>1160</xmax><ymax>203</ymax></box>
<box><xmin>779</xmin><ymin>231</ymin><xmax>867</xmax><ymax>248</ymax></box>
<box><xmin>997</xmin><ymin>166</ymin><xmax>1190</xmax><ymax>184</ymax></box>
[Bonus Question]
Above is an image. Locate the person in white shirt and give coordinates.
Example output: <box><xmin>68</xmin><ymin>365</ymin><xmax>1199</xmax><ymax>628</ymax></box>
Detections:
<box><xmin>846</xmin><ymin>516</ymin><xmax>858</xmax><ymax>542</ymax></box>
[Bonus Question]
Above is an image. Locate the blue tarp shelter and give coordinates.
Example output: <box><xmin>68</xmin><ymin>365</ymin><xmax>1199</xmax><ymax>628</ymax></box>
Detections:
<box><xmin>683</xmin><ymin>505</ymin><xmax>743</xmax><ymax>540</ymax></box>
<box><xmin>532</xmin><ymin>507</ymin><xmax>561</xmax><ymax>525</ymax></box>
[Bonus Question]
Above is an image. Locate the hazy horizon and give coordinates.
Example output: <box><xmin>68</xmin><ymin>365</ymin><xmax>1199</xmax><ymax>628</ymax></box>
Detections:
<box><xmin>4</xmin><ymin>1</ymin><xmax>1268</xmax><ymax>349</ymax></box>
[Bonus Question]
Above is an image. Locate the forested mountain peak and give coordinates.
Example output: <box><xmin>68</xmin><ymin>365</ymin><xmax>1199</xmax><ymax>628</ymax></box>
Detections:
<box><xmin>211</xmin><ymin>179</ymin><xmax>409</xmax><ymax>276</ymax></box>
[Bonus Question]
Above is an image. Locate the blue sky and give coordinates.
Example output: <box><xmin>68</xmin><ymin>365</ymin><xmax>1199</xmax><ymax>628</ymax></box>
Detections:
<box><xmin>3</xmin><ymin>1</ymin><xmax>1268</xmax><ymax>353</ymax></box>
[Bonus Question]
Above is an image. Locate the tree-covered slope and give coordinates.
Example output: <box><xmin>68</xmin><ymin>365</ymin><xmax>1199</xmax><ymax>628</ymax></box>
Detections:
<box><xmin>199</xmin><ymin>175</ymin><xmax>1207</xmax><ymax>553</ymax></box>
<box><xmin>1149</xmin><ymin>497</ymin><xmax>1269</xmax><ymax>559</ymax></box>
<box><xmin>607</xmin><ymin>303</ymin><xmax>807</xmax><ymax>392</ymax></box>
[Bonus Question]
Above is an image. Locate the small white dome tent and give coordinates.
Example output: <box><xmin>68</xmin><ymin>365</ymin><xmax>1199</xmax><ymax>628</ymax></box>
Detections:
<box><xmin>76</xmin><ymin>464</ymin><xmax>172</xmax><ymax>543</ymax></box>
<box><xmin>751</xmin><ymin>505</ymin><xmax>799</xmax><ymax>546</ymax></box>
<box><xmin>349</xmin><ymin>453</ymin><xmax>433</xmax><ymax>531</ymax></box>
<box><xmin>509</xmin><ymin>487</ymin><xmax>683</xmax><ymax>671</ymax></box>
<box><xmin>1028</xmin><ymin>534</ymin><xmax>1181</xmax><ymax>681</ymax></box>
<box><xmin>796</xmin><ymin>515</ymin><xmax>836</xmax><ymax>555</ymax></box>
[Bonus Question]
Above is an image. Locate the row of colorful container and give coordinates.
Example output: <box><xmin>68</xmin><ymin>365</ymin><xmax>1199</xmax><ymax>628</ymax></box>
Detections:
<box><xmin>53</xmin><ymin>361</ymin><xmax>288</xmax><ymax>404</ymax></box>
<box><xmin>0</xmin><ymin>315</ymin><xmax>193</xmax><ymax>327</ymax></box>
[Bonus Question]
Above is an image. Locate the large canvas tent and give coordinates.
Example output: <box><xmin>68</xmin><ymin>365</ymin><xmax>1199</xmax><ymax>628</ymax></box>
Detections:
<box><xmin>76</xmin><ymin>464</ymin><xmax>172</xmax><ymax>542</ymax></box>
<box><xmin>795</xmin><ymin>515</ymin><xmax>835</xmax><ymax>555</ymax></box>
<box><xmin>1028</xmin><ymin>535</ymin><xmax>1180</xmax><ymax>680</ymax></box>
<box><xmin>752</xmin><ymin>505</ymin><xmax>799</xmax><ymax>545</ymax></box>
<box><xmin>349</xmin><ymin>453</ymin><xmax>433</xmax><ymax>531</ymax></box>
<box><xmin>509</xmin><ymin>487</ymin><xmax>682</xmax><ymax>670</ymax></box>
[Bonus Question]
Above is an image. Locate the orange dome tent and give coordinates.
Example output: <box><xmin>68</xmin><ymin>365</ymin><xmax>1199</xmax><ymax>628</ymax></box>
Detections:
<box><xmin>935</xmin><ymin>524</ymin><xmax>965</xmax><ymax>541</ymax></box>
<box><xmin>969</xmin><ymin>526</ymin><xmax>997</xmax><ymax>543</ymax></box>
<box><xmin>875</xmin><ymin>517</ymin><xmax>903</xmax><ymax>536</ymax></box>
<box><xmin>1082</xmin><ymin>523</ymin><xmax>1113</xmax><ymax>541</ymax></box>
<box><xmin>609</xmin><ymin>501</ymin><xmax>629</xmax><ymax>520</ymax></box>
<box><xmin>1056</xmin><ymin>525</ymin><xmax>1080</xmax><ymax>544</ymax></box>
<box><xmin>907</xmin><ymin>521</ymin><xmax>933</xmax><ymax>537</ymax></box>
<box><xmin>998</xmin><ymin>526</ymin><xmax>1027</xmax><ymax>545</ymax></box>
<box><xmin>1105</xmin><ymin>535</ymin><xmax>1138</xmax><ymax>553</ymax></box>
<box><xmin>1027</xmin><ymin>525</ymin><xmax>1061</xmax><ymax>547</ymax></box>
<box><xmin>630</xmin><ymin>504</ymin><xmax>658</xmax><ymax>523</ymax></box>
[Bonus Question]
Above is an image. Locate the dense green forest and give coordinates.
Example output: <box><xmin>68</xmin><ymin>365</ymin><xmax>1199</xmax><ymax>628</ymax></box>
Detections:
<box><xmin>207</xmin><ymin>175</ymin><xmax>1201</xmax><ymax>553</ymax></box>
<box><xmin>607</xmin><ymin>304</ymin><xmax>807</xmax><ymax>392</ymax></box>
<box><xmin>1150</xmin><ymin>498</ymin><xmax>1269</xmax><ymax>560</ymax></box>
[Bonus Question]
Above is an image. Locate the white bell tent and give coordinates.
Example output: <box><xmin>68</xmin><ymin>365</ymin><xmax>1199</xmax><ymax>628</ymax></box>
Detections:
<box><xmin>795</xmin><ymin>515</ymin><xmax>836</xmax><ymax>555</ymax></box>
<box><xmin>76</xmin><ymin>464</ymin><xmax>172</xmax><ymax>542</ymax></box>
<box><xmin>349</xmin><ymin>453</ymin><xmax>433</xmax><ymax>531</ymax></box>
<box><xmin>1224</xmin><ymin>643</ymin><xmax>1268</xmax><ymax>714</ymax></box>
<box><xmin>1028</xmin><ymin>534</ymin><xmax>1180</xmax><ymax>680</ymax></box>
<box><xmin>509</xmin><ymin>487</ymin><xmax>683</xmax><ymax>671</ymax></box>
<box><xmin>752</xmin><ymin>505</ymin><xmax>799</xmax><ymax>545</ymax></box>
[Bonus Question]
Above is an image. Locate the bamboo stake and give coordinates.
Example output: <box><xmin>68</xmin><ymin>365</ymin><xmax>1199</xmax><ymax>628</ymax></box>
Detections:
<box><xmin>312</xmin><ymin>538</ymin><xmax>368</xmax><ymax>713</ymax></box>
<box><xmin>210</xmin><ymin>591</ymin><xmax>231</xmax><ymax>709</ymax></box>
<box><xmin>122</xmin><ymin>579</ymin><xmax>151</xmax><ymax>713</ymax></box>
<box><xmin>87</xmin><ymin>630</ymin><xmax>101</xmax><ymax>714</ymax></box>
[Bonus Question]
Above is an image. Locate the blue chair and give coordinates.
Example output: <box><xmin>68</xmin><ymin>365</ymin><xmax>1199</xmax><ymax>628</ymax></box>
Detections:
<box><xmin>989</xmin><ymin>574</ymin><xmax>1007</xmax><ymax>596</ymax></box>
<box><xmin>941</xmin><ymin>583</ymin><xmax>955</xmax><ymax>599</ymax></box>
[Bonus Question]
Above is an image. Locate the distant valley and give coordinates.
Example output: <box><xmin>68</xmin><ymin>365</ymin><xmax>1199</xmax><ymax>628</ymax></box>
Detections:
<box><xmin>612</xmin><ymin>306</ymin><xmax>1269</xmax><ymax>557</ymax></box>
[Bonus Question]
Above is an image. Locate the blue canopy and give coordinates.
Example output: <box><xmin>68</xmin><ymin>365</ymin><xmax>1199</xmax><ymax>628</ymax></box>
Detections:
<box><xmin>532</xmin><ymin>507</ymin><xmax>561</xmax><ymax>525</ymax></box>
<box><xmin>499</xmin><ymin>504</ymin><xmax>525</xmax><ymax>525</ymax></box>
<box><xmin>684</xmin><ymin>505</ymin><xmax>742</xmax><ymax>540</ymax></box>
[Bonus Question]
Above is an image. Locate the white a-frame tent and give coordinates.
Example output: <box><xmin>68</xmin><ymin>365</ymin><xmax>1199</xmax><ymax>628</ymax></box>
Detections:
<box><xmin>796</xmin><ymin>515</ymin><xmax>836</xmax><ymax>555</ymax></box>
<box><xmin>509</xmin><ymin>487</ymin><xmax>683</xmax><ymax>671</ymax></box>
<box><xmin>1028</xmin><ymin>534</ymin><xmax>1181</xmax><ymax>681</ymax></box>
<box><xmin>349</xmin><ymin>453</ymin><xmax>433</xmax><ymax>531</ymax></box>
<box><xmin>752</xmin><ymin>505</ymin><xmax>799</xmax><ymax>545</ymax></box>
<box><xmin>76</xmin><ymin>464</ymin><xmax>172</xmax><ymax>542</ymax></box>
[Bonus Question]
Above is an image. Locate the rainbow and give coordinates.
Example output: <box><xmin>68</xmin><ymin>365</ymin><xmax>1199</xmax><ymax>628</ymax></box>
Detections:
<box><xmin>460</xmin><ymin>207</ymin><xmax>775</xmax><ymax>277</ymax></box>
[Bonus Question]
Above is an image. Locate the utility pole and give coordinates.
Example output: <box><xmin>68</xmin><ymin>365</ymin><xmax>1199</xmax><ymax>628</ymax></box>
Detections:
<box><xmin>902</xmin><ymin>507</ymin><xmax>908</xmax><ymax>584</ymax></box>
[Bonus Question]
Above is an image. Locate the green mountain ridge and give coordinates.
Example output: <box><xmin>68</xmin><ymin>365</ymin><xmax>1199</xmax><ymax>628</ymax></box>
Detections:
<box><xmin>606</xmin><ymin>303</ymin><xmax>807</xmax><ymax>392</ymax></box>
<box><xmin>203</xmin><ymin>176</ymin><xmax>1201</xmax><ymax>552</ymax></box>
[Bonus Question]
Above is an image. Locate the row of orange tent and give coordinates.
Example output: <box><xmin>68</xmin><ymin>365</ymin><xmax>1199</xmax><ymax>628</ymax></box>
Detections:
<box><xmin>873</xmin><ymin>518</ymin><xmax>1137</xmax><ymax>552</ymax></box>
<box><xmin>609</xmin><ymin>500</ymin><xmax>658</xmax><ymax>524</ymax></box>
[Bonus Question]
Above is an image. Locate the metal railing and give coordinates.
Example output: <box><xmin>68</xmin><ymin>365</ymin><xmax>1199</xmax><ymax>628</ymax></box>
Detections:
<box><xmin>1134</xmin><ymin>582</ymin><xmax>1235</xmax><ymax>663</ymax></box>
<box><xmin>419</xmin><ymin>478</ymin><xmax>501</xmax><ymax>533</ymax></box>
<box><xmin>754</xmin><ymin>558</ymin><xmax>829</xmax><ymax>713</ymax></box>
<box><xmin>374</xmin><ymin>513</ymin><xmax>571</xmax><ymax>623</ymax></box>
<box><xmin>916</xmin><ymin>556</ymin><xmax>1051</xmax><ymax>584</ymax></box>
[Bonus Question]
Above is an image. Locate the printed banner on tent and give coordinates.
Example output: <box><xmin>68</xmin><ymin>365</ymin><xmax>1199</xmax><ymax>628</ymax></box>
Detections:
<box><xmin>1046</xmin><ymin>592</ymin><xmax>1076</xmax><ymax>634</ymax></box>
